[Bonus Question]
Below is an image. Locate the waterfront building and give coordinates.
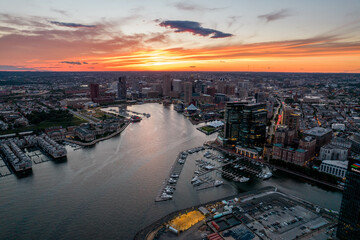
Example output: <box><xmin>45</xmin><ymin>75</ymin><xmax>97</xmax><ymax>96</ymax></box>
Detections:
<box><xmin>272</xmin><ymin>143</ymin><xmax>308</xmax><ymax>165</ymax></box>
<box><xmin>183</xmin><ymin>82</ymin><xmax>192</xmax><ymax>105</ymax></box>
<box><xmin>235</xmin><ymin>146</ymin><xmax>261</xmax><ymax>159</ymax></box>
<box><xmin>337</xmin><ymin>158</ymin><xmax>360</xmax><ymax>239</ymax></box>
<box><xmin>299</xmin><ymin>136</ymin><xmax>316</xmax><ymax>161</ymax></box>
<box><xmin>319</xmin><ymin>143</ymin><xmax>348</xmax><ymax>161</ymax></box>
<box><xmin>74</xmin><ymin>127</ymin><xmax>95</xmax><ymax>142</ymax></box>
<box><xmin>117</xmin><ymin>76</ymin><xmax>127</xmax><ymax>100</ymax></box>
<box><xmin>224</xmin><ymin>102</ymin><xmax>267</xmax><ymax>148</ymax></box>
<box><xmin>319</xmin><ymin>160</ymin><xmax>347</xmax><ymax>178</ymax></box>
<box><xmin>90</xmin><ymin>83</ymin><xmax>99</xmax><ymax>100</ymax></box>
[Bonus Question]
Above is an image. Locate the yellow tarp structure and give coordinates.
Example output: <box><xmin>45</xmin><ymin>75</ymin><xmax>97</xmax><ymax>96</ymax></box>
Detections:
<box><xmin>169</xmin><ymin>210</ymin><xmax>205</xmax><ymax>232</ymax></box>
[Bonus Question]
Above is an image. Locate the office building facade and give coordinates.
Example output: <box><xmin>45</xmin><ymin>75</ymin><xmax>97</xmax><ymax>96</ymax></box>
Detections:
<box><xmin>90</xmin><ymin>83</ymin><xmax>99</xmax><ymax>100</ymax></box>
<box><xmin>117</xmin><ymin>76</ymin><xmax>127</xmax><ymax>100</ymax></box>
<box><xmin>337</xmin><ymin>158</ymin><xmax>360</xmax><ymax>239</ymax></box>
<box><xmin>224</xmin><ymin>102</ymin><xmax>267</xmax><ymax>148</ymax></box>
<box><xmin>183</xmin><ymin>82</ymin><xmax>192</xmax><ymax>105</ymax></box>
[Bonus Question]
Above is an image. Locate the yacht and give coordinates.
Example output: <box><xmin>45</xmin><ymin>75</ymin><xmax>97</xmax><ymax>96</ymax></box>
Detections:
<box><xmin>214</xmin><ymin>180</ymin><xmax>223</xmax><ymax>187</ymax></box>
<box><xmin>168</xmin><ymin>178</ymin><xmax>177</xmax><ymax>184</ymax></box>
<box><xmin>161</xmin><ymin>193</ymin><xmax>173</xmax><ymax>200</ymax></box>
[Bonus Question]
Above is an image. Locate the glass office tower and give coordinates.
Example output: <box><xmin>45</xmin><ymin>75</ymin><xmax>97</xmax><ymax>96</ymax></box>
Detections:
<box><xmin>337</xmin><ymin>158</ymin><xmax>360</xmax><ymax>239</ymax></box>
<box><xmin>224</xmin><ymin>102</ymin><xmax>267</xmax><ymax>147</ymax></box>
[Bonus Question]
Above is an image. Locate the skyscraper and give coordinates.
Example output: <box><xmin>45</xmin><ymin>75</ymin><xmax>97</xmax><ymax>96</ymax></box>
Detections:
<box><xmin>117</xmin><ymin>76</ymin><xmax>127</xmax><ymax>100</ymax></box>
<box><xmin>224</xmin><ymin>102</ymin><xmax>267</xmax><ymax>148</ymax></box>
<box><xmin>162</xmin><ymin>75</ymin><xmax>171</xmax><ymax>96</ymax></box>
<box><xmin>183</xmin><ymin>82</ymin><xmax>192</xmax><ymax>105</ymax></box>
<box><xmin>337</xmin><ymin>158</ymin><xmax>360</xmax><ymax>239</ymax></box>
<box><xmin>90</xmin><ymin>83</ymin><xmax>99</xmax><ymax>100</ymax></box>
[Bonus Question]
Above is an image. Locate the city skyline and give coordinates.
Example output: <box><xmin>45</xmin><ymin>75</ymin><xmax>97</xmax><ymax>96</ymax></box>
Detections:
<box><xmin>1</xmin><ymin>0</ymin><xmax>360</xmax><ymax>73</ymax></box>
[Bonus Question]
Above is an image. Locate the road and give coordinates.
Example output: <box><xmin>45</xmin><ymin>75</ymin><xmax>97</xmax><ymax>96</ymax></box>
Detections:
<box><xmin>68</xmin><ymin>109</ymin><xmax>96</xmax><ymax>124</ymax></box>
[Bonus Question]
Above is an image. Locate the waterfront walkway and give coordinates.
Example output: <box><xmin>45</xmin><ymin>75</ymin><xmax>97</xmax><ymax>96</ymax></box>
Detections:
<box><xmin>205</xmin><ymin>141</ymin><xmax>343</xmax><ymax>191</ymax></box>
<box><xmin>65</xmin><ymin>122</ymin><xmax>130</xmax><ymax>146</ymax></box>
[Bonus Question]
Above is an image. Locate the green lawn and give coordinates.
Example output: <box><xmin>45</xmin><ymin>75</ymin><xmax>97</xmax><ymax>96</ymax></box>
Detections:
<box><xmin>0</xmin><ymin>116</ymin><xmax>87</xmax><ymax>135</ymax></box>
<box><xmin>200</xmin><ymin>126</ymin><xmax>216</xmax><ymax>133</ymax></box>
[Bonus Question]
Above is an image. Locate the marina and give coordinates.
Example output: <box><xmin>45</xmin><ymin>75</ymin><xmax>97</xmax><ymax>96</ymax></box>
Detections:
<box><xmin>0</xmin><ymin>103</ymin><xmax>343</xmax><ymax>240</ymax></box>
<box><xmin>155</xmin><ymin>146</ymin><xmax>206</xmax><ymax>202</ymax></box>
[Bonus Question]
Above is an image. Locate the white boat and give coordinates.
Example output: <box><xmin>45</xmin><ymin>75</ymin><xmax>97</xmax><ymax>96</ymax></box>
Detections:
<box><xmin>239</xmin><ymin>177</ymin><xmax>250</xmax><ymax>182</ymax></box>
<box><xmin>193</xmin><ymin>179</ymin><xmax>203</xmax><ymax>186</ymax></box>
<box><xmin>168</xmin><ymin>178</ymin><xmax>177</xmax><ymax>184</ymax></box>
<box><xmin>161</xmin><ymin>193</ymin><xmax>173</xmax><ymax>199</ymax></box>
<box><xmin>164</xmin><ymin>188</ymin><xmax>174</xmax><ymax>194</ymax></box>
<box><xmin>263</xmin><ymin>172</ymin><xmax>273</xmax><ymax>179</ymax></box>
<box><xmin>191</xmin><ymin>176</ymin><xmax>199</xmax><ymax>183</ymax></box>
<box><xmin>214</xmin><ymin>180</ymin><xmax>223</xmax><ymax>186</ymax></box>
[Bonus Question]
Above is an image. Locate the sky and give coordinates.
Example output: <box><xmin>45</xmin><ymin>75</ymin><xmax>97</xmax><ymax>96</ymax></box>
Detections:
<box><xmin>0</xmin><ymin>0</ymin><xmax>360</xmax><ymax>72</ymax></box>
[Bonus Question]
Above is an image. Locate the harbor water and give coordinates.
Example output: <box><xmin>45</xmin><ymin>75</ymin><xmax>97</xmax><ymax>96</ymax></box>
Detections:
<box><xmin>0</xmin><ymin>103</ymin><xmax>342</xmax><ymax>239</ymax></box>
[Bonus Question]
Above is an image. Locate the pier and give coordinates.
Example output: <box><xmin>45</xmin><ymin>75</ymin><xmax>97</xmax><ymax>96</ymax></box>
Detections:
<box><xmin>155</xmin><ymin>152</ymin><xmax>187</xmax><ymax>202</ymax></box>
<box><xmin>155</xmin><ymin>146</ymin><xmax>205</xmax><ymax>202</ymax></box>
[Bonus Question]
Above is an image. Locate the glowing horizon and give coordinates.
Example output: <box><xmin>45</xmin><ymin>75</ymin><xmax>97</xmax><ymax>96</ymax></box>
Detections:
<box><xmin>1</xmin><ymin>0</ymin><xmax>360</xmax><ymax>73</ymax></box>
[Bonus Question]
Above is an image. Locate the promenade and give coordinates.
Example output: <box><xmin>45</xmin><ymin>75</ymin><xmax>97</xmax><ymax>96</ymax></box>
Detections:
<box><xmin>65</xmin><ymin>122</ymin><xmax>130</xmax><ymax>146</ymax></box>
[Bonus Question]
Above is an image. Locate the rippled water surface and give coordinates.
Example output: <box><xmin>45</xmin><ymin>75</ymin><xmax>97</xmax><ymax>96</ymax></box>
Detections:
<box><xmin>0</xmin><ymin>103</ymin><xmax>342</xmax><ymax>240</ymax></box>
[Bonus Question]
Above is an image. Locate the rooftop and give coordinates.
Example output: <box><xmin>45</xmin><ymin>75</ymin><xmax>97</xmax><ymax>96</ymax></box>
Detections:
<box><xmin>304</xmin><ymin>127</ymin><xmax>332</xmax><ymax>137</ymax></box>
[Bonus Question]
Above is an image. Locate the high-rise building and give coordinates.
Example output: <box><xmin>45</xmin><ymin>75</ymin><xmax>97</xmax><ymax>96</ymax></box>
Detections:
<box><xmin>117</xmin><ymin>76</ymin><xmax>127</xmax><ymax>100</ymax></box>
<box><xmin>337</xmin><ymin>158</ymin><xmax>360</xmax><ymax>239</ymax></box>
<box><xmin>224</xmin><ymin>102</ymin><xmax>267</xmax><ymax>148</ymax></box>
<box><xmin>162</xmin><ymin>75</ymin><xmax>171</xmax><ymax>96</ymax></box>
<box><xmin>172</xmin><ymin>79</ymin><xmax>183</xmax><ymax>93</ymax></box>
<box><xmin>255</xmin><ymin>92</ymin><xmax>266</xmax><ymax>103</ymax></box>
<box><xmin>90</xmin><ymin>83</ymin><xmax>99</xmax><ymax>100</ymax></box>
<box><xmin>183</xmin><ymin>82</ymin><xmax>192</xmax><ymax>105</ymax></box>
